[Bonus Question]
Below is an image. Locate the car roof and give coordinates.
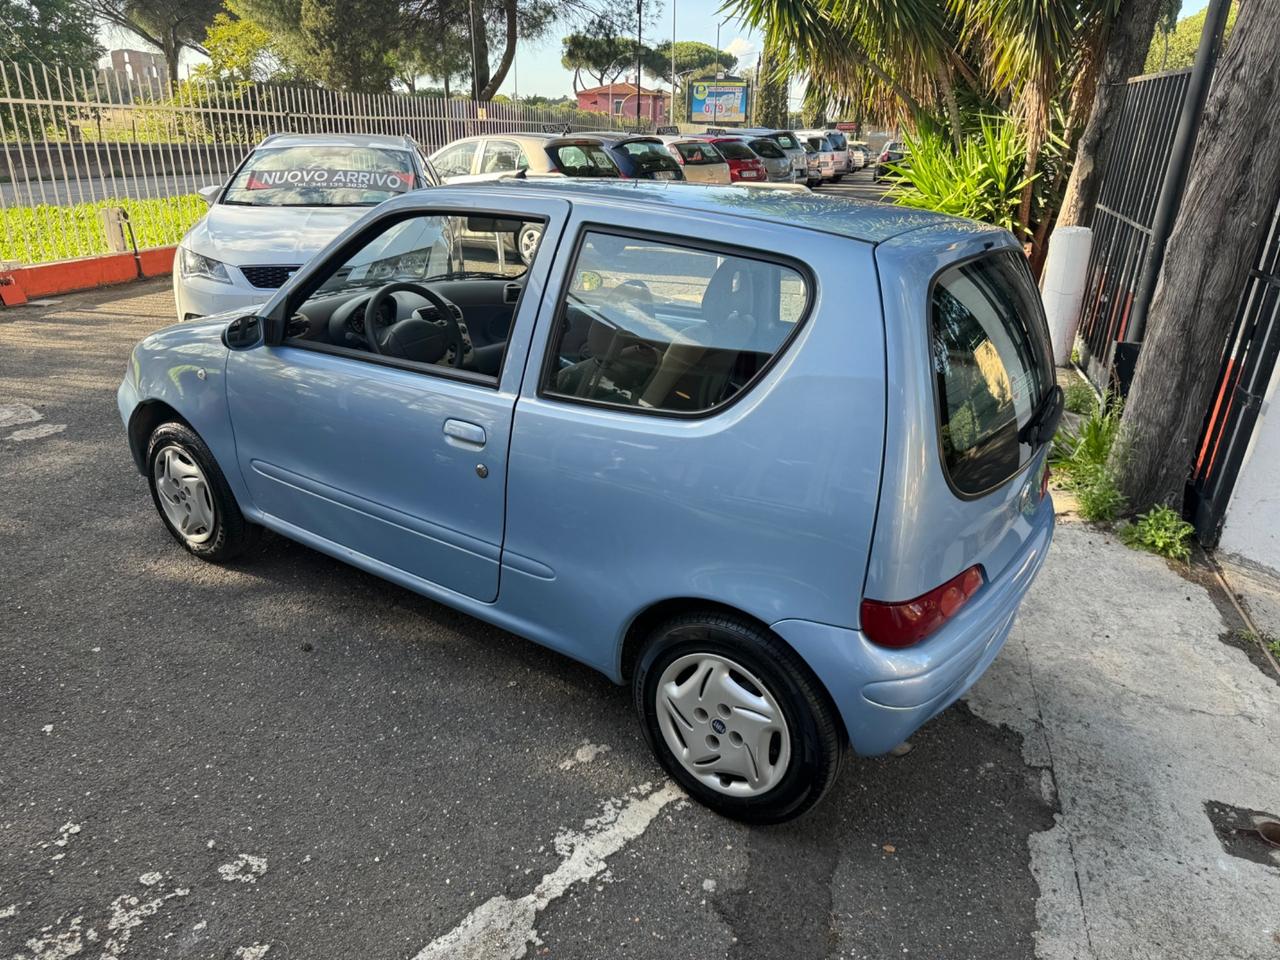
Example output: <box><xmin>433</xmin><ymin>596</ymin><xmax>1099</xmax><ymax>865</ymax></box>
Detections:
<box><xmin>259</xmin><ymin>132</ymin><xmax>415</xmax><ymax>150</ymax></box>
<box><xmin>414</xmin><ymin>178</ymin><xmax>986</xmax><ymax>244</ymax></box>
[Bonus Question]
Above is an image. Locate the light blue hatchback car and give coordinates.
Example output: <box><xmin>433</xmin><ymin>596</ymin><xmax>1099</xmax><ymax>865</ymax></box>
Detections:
<box><xmin>119</xmin><ymin>180</ymin><xmax>1060</xmax><ymax>822</ymax></box>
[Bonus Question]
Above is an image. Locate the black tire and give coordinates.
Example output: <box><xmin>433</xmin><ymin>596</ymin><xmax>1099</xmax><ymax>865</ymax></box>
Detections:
<box><xmin>146</xmin><ymin>421</ymin><xmax>259</xmax><ymax>562</ymax></box>
<box><xmin>633</xmin><ymin>611</ymin><xmax>844</xmax><ymax>823</ymax></box>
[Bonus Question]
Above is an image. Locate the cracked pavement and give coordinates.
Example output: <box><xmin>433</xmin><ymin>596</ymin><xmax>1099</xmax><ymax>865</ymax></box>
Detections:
<box><xmin>2</xmin><ymin>281</ymin><xmax>1279</xmax><ymax>959</ymax></box>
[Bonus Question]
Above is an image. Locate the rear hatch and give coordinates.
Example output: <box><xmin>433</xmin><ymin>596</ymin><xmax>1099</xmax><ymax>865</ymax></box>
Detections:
<box><xmin>865</xmin><ymin>224</ymin><xmax>1058</xmax><ymax>631</ymax></box>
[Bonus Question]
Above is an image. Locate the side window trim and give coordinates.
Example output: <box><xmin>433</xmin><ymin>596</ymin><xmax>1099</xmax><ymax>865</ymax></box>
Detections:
<box><xmin>536</xmin><ymin>222</ymin><xmax>816</xmax><ymax>421</ymax></box>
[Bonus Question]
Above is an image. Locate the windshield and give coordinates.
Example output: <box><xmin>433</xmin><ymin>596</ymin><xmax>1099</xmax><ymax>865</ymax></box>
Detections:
<box><xmin>748</xmin><ymin>139</ymin><xmax>785</xmax><ymax>159</ymax></box>
<box><xmin>621</xmin><ymin>140</ymin><xmax>681</xmax><ymax>175</ymax></box>
<box><xmin>715</xmin><ymin>140</ymin><xmax>755</xmax><ymax>161</ymax></box>
<box><xmin>547</xmin><ymin>142</ymin><xmax>621</xmax><ymax>177</ymax></box>
<box><xmin>223</xmin><ymin>145</ymin><xmax>416</xmax><ymax>207</ymax></box>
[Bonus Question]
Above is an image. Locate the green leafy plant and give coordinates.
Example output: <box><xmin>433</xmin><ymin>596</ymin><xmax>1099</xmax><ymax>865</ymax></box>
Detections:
<box><xmin>1049</xmin><ymin>391</ymin><xmax>1128</xmax><ymax>520</ymax></box>
<box><xmin>1062</xmin><ymin>380</ymin><xmax>1097</xmax><ymax>415</ymax></box>
<box><xmin>1070</xmin><ymin>345</ymin><xmax>1081</xmax><ymax>366</ymax></box>
<box><xmin>883</xmin><ymin>115</ymin><xmax>1036</xmax><ymax>237</ymax></box>
<box><xmin>1071</xmin><ymin>462</ymin><xmax>1127</xmax><ymax>522</ymax></box>
<box><xmin>1120</xmin><ymin>505</ymin><xmax>1195</xmax><ymax>562</ymax></box>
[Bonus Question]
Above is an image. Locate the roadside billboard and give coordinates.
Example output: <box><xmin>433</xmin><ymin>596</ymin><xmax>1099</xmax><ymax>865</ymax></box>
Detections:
<box><xmin>689</xmin><ymin>81</ymin><xmax>749</xmax><ymax>124</ymax></box>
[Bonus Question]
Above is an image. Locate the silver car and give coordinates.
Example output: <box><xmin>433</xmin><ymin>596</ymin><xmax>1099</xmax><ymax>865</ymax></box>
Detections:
<box><xmin>745</xmin><ymin>137</ymin><xmax>795</xmax><ymax>182</ymax></box>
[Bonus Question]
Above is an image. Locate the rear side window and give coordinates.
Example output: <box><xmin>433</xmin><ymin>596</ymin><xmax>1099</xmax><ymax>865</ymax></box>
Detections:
<box><xmin>544</xmin><ymin>232</ymin><xmax>810</xmax><ymax>414</ymax></box>
<box><xmin>675</xmin><ymin>141</ymin><xmax>722</xmax><ymax>164</ymax></box>
<box><xmin>930</xmin><ymin>251</ymin><xmax>1054</xmax><ymax>495</ymax></box>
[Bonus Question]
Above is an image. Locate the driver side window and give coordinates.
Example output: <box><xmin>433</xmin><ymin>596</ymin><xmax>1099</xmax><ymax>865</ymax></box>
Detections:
<box><xmin>284</xmin><ymin>211</ymin><xmax>543</xmax><ymax>384</ymax></box>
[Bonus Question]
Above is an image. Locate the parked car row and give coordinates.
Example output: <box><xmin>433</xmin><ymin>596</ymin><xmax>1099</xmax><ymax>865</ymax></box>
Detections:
<box><xmin>174</xmin><ymin>126</ymin><xmax>881</xmax><ymax>321</ymax></box>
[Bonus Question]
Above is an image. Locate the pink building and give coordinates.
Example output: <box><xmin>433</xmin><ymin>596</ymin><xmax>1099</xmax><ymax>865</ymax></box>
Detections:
<box><xmin>575</xmin><ymin>83</ymin><xmax>668</xmax><ymax>124</ymax></box>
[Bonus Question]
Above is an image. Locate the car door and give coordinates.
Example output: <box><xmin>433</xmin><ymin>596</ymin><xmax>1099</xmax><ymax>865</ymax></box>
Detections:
<box><xmin>223</xmin><ymin>196</ymin><xmax>569</xmax><ymax>603</ymax></box>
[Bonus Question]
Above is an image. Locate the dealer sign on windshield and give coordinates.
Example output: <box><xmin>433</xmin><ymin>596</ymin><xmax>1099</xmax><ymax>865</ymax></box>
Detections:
<box><xmin>245</xmin><ymin>169</ymin><xmax>414</xmax><ymax>192</ymax></box>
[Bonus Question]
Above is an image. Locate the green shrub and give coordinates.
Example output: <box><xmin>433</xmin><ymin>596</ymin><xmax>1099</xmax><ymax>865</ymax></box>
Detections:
<box><xmin>0</xmin><ymin>194</ymin><xmax>205</xmax><ymax>264</ymax></box>
<box><xmin>1070</xmin><ymin>345</ymin><xmax>1081</xmax><ymax>366</ymax></box>
<box><xmin>884</xmin><ymin>115</ymin><xmax>1035</xmax><ymax>237</ymax></box>
<box><xmin>1120</xmin><ymin>505</ymin><xmax>1195</xmax><ymax>562</ymax></box>
<box><xmin>1063</xmin><ymin>380</ymin><xmax>1097</xmax><ymax>415</ymax></box>
<box><xmin>1072</xmin><ymin>463</ymin><xmax>1126</xmax><ymax>522</ymax></box>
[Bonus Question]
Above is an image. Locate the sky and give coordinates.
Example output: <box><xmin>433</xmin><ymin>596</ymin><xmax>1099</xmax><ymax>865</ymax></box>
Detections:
<box><xmin>102</xmin><ymin>0</ymin><xmax>1212</xmax><ymax>103</ymax></box>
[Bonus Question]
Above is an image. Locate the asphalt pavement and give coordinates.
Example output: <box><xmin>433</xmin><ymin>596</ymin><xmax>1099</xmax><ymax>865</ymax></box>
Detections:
<box><xmin>2</xmin><ymin>273</ymin><xmax>1277</xmax><ymax>960</ymax></box>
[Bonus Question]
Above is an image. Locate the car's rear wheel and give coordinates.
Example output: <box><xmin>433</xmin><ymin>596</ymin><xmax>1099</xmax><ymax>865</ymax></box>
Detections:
<box><xmin>633</xmin><ymin>612</ymin><xmax>843</xmax><ymax>823</ymax></box>
<box><xmin>146</xmin><ymin>421</ymin><xmax>257</xmax><ymax>562</ymax></box>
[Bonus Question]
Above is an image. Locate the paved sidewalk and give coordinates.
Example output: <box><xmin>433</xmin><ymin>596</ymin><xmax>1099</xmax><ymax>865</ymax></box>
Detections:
<box><xmin>2</xmin><ymin>280</ymin><xmax>1278</xmax><ymax>960</ymax></box>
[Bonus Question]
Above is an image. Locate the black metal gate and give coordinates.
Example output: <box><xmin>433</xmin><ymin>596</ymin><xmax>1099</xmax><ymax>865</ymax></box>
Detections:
<box><xmin>1076</xmin><ymin>70</ymin><xmax>1191</xmax><ymax>390</ymax></box>
<box><xmin>1188</xmin><ymin>199</ymin><xmax>1280</xmax><ymax>544</ymax></box>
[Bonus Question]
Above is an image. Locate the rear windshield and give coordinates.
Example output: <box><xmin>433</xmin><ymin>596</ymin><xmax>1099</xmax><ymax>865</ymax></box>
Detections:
<box><xmin>715</xmin><ymin>140</ymin><xmax>755</xmax><ymax>160</ymax></box>
<box><xmin>826</xmin><ymin>132</ymin><xmax>847</xmax><ymax>149</ymax></box>
<box><xmin>621</xmin><ymin>140</ymin><xmax>681</xmax><ymax>175</ymax></box>
<box><xmin>749</xmin><ymin>139</ymin><xmax>785</xmax><ymax>159</ymax></box>
<box><xmin>772</xmin><ymin>133</ymin><xmax>799</xmax><ymax>150</ymax></box>
<box><xmin>674</xmin><ymin>141</ymin><xmax>723</xmax><ymax>164</ymax></box>
<box><xmin>930</xmin><ymin>251</ymin><xmax>1054</xmax><ymax>496</ymax></box>
<box><xmin>547</xmin><ymin>142</ymin><xmax>621</xmax><ymax>177</ymax></box>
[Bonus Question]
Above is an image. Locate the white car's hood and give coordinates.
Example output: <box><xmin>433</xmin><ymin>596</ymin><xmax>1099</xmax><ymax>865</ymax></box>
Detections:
<box><xmin>183</xmin><ymin>204</ymin><xmax>367</xmax><ymax>265</ymax></box>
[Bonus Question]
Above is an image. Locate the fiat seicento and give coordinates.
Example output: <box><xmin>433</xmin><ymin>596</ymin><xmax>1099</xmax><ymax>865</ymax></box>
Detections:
<box><xmin>119</xmin><ymin>180</ymin><xmax>1060</xmax><ymax>823</ymax></box>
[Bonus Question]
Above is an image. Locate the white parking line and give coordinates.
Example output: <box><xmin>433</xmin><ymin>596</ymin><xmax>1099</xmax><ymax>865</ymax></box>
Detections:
<box><xmin>411</xmin><ymin>781</ymin><xmax>683</xmax><ymax>960</ymax></box>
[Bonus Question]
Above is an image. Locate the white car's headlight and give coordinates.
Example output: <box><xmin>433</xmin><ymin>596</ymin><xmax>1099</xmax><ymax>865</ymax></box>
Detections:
<box><xmin>179</xmin><ymin>247</ymin><xmax>232</xmax><ymax>284</ymax></box>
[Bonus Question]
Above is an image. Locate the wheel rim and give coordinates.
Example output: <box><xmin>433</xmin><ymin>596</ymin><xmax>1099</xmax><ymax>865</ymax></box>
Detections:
<box><xmin>153</xmin><ymin>444</ymin><xmax>216</xmax><ymax>545</ymax></box>
<box><xmin>519</xmin><ymin>226</ymin><xmax>540</xmax><ymax>263</ymax></box>
<box><xmin>655</xmin><ymin>652</ymin><xmax>792</xmax><ymax>797</ymax></box>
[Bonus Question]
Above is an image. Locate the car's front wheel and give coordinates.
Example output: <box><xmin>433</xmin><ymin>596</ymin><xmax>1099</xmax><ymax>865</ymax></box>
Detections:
<box><xmin>146</xmin><ymin>421</ymin><xmax>258</xmax><ymax>562</ymax></box>
<box><xmin>633</xmin><ymin>612</ymin><xmax>843</xmax><ymax>823</ymax></box>
<box><xmin>515</xmin><ymin>222</ymin><xmax>543</xmax><ymax>265</ymax></box>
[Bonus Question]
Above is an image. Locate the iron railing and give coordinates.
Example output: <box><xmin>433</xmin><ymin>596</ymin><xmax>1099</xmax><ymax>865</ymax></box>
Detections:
<box><xmin>1189</xmin><ymin>197</ymin><xmax>1280</xmax><ymax>544</ymax></box>
<box><xmin>0</xmin><ymin>59</ymin><xmax>628</xmax><ymax>265</ymax></box>
<box><xmin>1076</xmin><ymin>69</ymin><xmax>1191</xmax><ymax>390</ymax></box>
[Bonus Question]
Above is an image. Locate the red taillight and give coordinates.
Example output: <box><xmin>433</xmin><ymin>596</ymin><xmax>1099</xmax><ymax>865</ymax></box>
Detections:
<box><xmin>879</xmin><ymin>151</ymin><xmax>890</xmax><ymax>161</ymax></box>
<box><xmin>860</xmin><ymin>566</ymin><xmax>985</xmax><ymax>648</ymax></box>
<box><xmin>1040</xmin><ymin>463</ymin><xmax>1051</xmax><ymax>499</ymax></box>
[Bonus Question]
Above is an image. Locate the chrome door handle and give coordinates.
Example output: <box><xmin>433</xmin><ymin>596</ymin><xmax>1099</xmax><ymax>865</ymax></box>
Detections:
<box><xmin>443</xmin><ymin>418</ymin><xmax>486</xmax><ymax>446</ymax></box>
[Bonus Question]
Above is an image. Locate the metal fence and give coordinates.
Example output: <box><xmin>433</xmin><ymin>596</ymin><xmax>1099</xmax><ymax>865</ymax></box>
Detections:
<box><xmin>1076</xmin><ymin>69</ymin><xmax>1191</xmax><ymax>390</ymax></box>
<box><xmin>1188</xmin><ymin>197</ymin><xmax>1280</xmax><ymax>544</ymax></box>
<box><xmin>0</xmin><ymin>59</ymin><xmax>627</xmax><ymax>265</ymax></box>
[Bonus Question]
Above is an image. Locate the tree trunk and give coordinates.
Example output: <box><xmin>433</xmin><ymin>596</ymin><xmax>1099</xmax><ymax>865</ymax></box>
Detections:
<box><xmin>468</xmin><ymin>0</ymin><xmax>490</xmax><ymax>97</ymax></box>
<box><xmin>935</xmin><ymin>63</ymin><xmax>962</xmax><ymax>149</ymax></box>
<box><xmin>1111</xmin><ymin>5</ymin><xmax>1280</xmax><ymax>512</ymax></box>
<box><xmin>477</xmin><ymin>0</ymin><xmax>517</xmax><ymax>100</ymax></box>
<box><xmin>1059</xmin><ymin>0</ymin><xmax>1167</xmax><ymax>227</ymax></box>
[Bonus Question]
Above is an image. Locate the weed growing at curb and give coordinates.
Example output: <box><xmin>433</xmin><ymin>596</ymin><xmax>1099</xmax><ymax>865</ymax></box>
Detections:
<box><xmin>1050</xmin><ymin>392</ymin><xmax>1126</xmax><ymax>521</ymax></box>
<box><xmin>1062</xmin><ymin>380</ymin><xmax>1096</xmax><ymax>415</ymax></box>
<box><xmin>1119</xmin><ymin>505</ymin><xmax>1195</xmax><ymax>562</ymax></box>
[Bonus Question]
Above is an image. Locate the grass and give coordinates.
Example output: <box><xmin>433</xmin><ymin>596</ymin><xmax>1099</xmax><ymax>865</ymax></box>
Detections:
<box><xmin>1063</xmin><ymin>379</ymin><xmax>1097</xmax><ymax>415</ymax></box>
<box><xmin>0</xmin><ymin>194</ymin><xmax>204</xmax><ymax>264</ymax></box>
<box><xmin>1231</xmin><ymin>629</ymin><xmax>1280</xmax><ymax>662</ymax></box>
<box><xmin>1050</xmin><ymin>392</ymin><xmax>1127</xmax><ymax>522</ymax></box>
<box><xmin>1119</xmin><ymin>505</ymin><xmax>1195</xmax><ymax>562</ymax></box>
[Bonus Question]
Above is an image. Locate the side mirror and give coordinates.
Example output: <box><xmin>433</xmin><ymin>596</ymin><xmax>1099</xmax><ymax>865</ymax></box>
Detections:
<box><xmin>223</xmin><ymin>315</ymin><xmax>261</xmax><ymax>349</ymax></box>
<box><xmin>198</xmin><ymin>184</ymin><xmax>222</xmax><ymax>205</ymax></box>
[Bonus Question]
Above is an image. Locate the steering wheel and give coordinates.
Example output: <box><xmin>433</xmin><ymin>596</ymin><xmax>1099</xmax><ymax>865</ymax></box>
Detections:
<box><xmin>363</xmin><ymin>281</ymin><xmax>470</xmax><ymax>367</ymax></box>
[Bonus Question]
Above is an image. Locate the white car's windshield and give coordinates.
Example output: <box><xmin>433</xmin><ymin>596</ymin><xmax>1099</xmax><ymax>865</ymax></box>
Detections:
<box><xmin>223</xmin><ymin>145</ymin><xmax>417</xmax><ymax>207</ymax></box>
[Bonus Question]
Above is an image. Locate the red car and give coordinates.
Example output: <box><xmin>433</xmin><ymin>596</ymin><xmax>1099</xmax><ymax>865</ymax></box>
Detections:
<box><xmin>697</xmin><ymin>136</ymin><xmax>768</xmax><ymax>183</ymax></box>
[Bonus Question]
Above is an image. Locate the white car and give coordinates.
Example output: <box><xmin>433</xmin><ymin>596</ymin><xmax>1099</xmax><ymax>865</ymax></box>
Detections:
<box><xmin>174</xmin><ymin>133</ymin><xmax>437</xmax><ymax>320</ymax></box>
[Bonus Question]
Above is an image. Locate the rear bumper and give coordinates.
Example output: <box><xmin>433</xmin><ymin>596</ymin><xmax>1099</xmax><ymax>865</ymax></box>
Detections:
<box><xmin>773</xmin><ymin>498</ymin><xmax>1054</xmax><ymax>756</ymax></box>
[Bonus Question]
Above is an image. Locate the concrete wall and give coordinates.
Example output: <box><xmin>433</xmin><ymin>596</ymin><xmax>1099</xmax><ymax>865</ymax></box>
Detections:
<box><xmin>1219</xmin><ymin>357</ymin><xmax>1280</xmax><ymax>575</ymax></box>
